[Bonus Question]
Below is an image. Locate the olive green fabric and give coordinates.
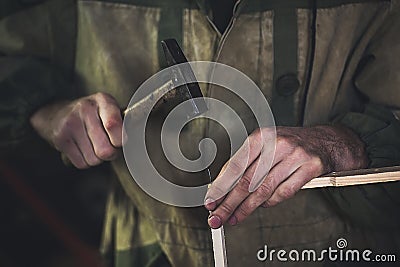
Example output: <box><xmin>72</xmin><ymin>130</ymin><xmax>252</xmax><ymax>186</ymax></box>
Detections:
<box><xmin>325</xmin><ymin>104</ymin><xmax>400</xmax><ymax>229</ymax></box>
<box><xmin>0</xmin><ymin>58</ymin><xmax>70</xmax><ymax>149</ymax></box>
<box><xmin>1</xmin><ymin>0</ymin><xmax>400</xmax><ymax>267</ymax></box>
<box><xmin>100</xmin><ymin>179</ymin><xmax>172</xmax><ymax>267</ymax></box>
<box><xmin>325</xmin><ymin>6</ymin><xmax>400</xmax><ymax>229</ymax></box>
<box><xmin>0</xmin><ymin>0</ymin><xmax>77</xmax><ymax>151</ymax></box>
<box><xmin>270</xmin><ymin>6</ymin><xmax>299</xmax><ymax>126</ymax></box>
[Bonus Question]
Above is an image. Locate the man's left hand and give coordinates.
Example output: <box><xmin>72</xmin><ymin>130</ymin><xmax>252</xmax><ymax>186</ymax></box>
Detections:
<box><xmin>205</xmin><ymin>125</ymin><xmax>368</xmax><ymax>228</ymax></box>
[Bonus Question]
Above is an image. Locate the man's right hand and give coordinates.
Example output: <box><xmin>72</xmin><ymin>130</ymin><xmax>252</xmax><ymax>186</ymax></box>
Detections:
<box><xmin>30</xmin><ymin>93</ymin><xmax>123</xmax><ymax>169</ymax></box>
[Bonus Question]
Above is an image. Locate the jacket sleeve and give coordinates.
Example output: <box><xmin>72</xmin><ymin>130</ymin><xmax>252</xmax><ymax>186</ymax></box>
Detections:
<box><xmin>0</xmin><ymin>57</ymin><xmax>72</xmax><ymax>149</ymax></box>
<box><xmin>324</xmin><ymin>6</ymin><xmax>400</xmax><ymax>229</ymax></box>
<box><xmin>0</xmin><ymin>0</ymin><xmax>76</xmax><ymax>150</ymax></box>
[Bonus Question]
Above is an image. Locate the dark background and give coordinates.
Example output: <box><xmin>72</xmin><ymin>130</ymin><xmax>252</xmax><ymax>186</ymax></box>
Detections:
<box><xmin>0</xmin><ymin>138</ymin><xmax>110</xmax><ymax>267</ymax></box>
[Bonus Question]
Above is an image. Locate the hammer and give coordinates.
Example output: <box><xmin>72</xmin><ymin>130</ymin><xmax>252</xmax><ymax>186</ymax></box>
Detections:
<box><xmin>123</xmin><ymin>39</ymin><xmax>208</xmax><ymax>121</ymax></box>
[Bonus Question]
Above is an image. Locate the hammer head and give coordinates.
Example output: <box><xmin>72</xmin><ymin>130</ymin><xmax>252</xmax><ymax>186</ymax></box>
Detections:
<box><xmin>161</xmin><ymin>39</ymin><xmax>208</xmax><ymax>118</ymax></box>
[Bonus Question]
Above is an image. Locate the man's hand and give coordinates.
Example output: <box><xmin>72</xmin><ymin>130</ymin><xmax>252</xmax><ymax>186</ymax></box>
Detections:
<box><xmin>30</xmin><ymin>93</ymin><xmax>123</xmax><ymax>169</ymax></box>
<box><xmin>205</xmin><ymin>126</ymin><xmax>368</xmax><ymax>228</ymax></box>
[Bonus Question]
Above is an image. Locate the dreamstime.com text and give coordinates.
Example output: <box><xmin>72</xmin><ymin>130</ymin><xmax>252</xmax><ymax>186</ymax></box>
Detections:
<box><xmin>257</xmin><ymin>238</ymin><xmax>396</xmax><ymax>263</ymax></box>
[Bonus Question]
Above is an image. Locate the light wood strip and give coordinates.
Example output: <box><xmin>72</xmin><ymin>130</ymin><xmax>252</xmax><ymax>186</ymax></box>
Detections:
<box><xmin>302</xmin><ymin>166</ymin><xmax>400</xmax><ymax>189</ymax></box>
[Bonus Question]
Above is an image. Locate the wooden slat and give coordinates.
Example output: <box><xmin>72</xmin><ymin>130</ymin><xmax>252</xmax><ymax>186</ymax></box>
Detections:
<box><xmin>302</xmin><ymin>166</ymin><xmax>400</xmax><ymax>189</ymax></box>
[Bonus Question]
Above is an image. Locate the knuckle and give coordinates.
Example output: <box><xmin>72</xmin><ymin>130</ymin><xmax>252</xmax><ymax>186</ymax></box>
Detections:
<box><xmin>277</xmin><ymin>137</ymin><xmax>291</xmax><ymax>148</ymax></box>
<box><xmin>209</xmin><ymin>185</ymin><xmax>227</xmax><ymax>198</ymax></box>
<box><xmin>77</xmin><ymin>99</ymin><xmax>97</xmax><ymax>116</ymax></box>
<box><xmin>237</xmin><ymin>205</ymin><xmax>250</xmax><ymax>218</ymax></box>
<box><xmin>252</xmin><ymin>128</ymin><xmax>263</xmax><ymax>136</ymax></box>
<box><xmin>104</xmin><ymin>118</ymin><xmax>121</xmax><ymax>131</ymax></box>
<box><xmin>95</xmin><ymin>92</ymin><xmax>114</xmax><ymax>103</ymax></box>
<box><xmin>290</xmin><ymin>147</ymin><xmax>312</xmax><ymax>162</ymax></box>
<box><xmin>243</xmin><ymin>200</ymin><xmax>259</xmax><ymax>213</ymax></box>
<box><xmin>95</xmin><ymin>92</ymin><xmax>107</xmax><ymax>99</ymax></box>
<box><xmin>52</xmin><ymin>130</ymin><xmax>65</xmax><ymax>147</ymax></box>
<box><xmin>264</xmin><ymin>198</ymin><xmax>278</xmax><ymax>207</ymax></box>
<box><xmin>87</xmin><ymin>157</ymin><xmax>102</xmax><ymax>167</ymax></box>
<box><xmin>310</xmin><ymin>157</ymin><xmax>323</xmax><ymax>168</ymax></box>
<box><xmin>226</xmin><ymin>160</ymin><xmax>244</xmax><ymax>177</ymax></box>
<box><xmin>219</xmin><ymin>202</ymin><xmax>235</xmax><ymax>216</ymax></box>
<box><xmin>276</xmin><ymin>186</ymin><xmax>296</xmax><ymax>200</ymax></box>
<box><xmin>248</xmin><ymin>129</ymin><xmax>263</xmax><ymax>147</ymax></box>
<box><xmin>308</xmin><ymin>157</ymin><xmax>324</xmax><ymax>174</ymax></box>
<box><xmin>76</xmin><ymin>98</ymin><xmax>96</xmax><ymax>111</ymax></box>
<box><xmin>96</xmin><ymin>146</ymin><xmax>116</xmax><ymax>160</ymax></box>
<box><xmin>53</xmin><ymin>136</ymin><xmax>72</xmax><ymax>151</ymax></box>
<box><xmin>82</xmin><ymin>97</ymin><xmax>96</xmax><ymax>106</ymax></box>
<box><xmin>58</xmin><ymin>114</ymin><xmax>77</xmax><ymax>132</ymax></box>
<box><xmin>249</xmin><ymin>128</ymin><xmax>262</xmax><ymax>140</ymax></box>
<box><xmin>53</xmin><ymin>117</ymin><xmax>81</xmax><ymax>147</ymax></box>
<box><xmin>237</xmin><ymin>173</ymin><xmax>252</xmax><ymax>192</ymax></box>
<box><xmin>74</xmin><ymin>160</ymin><xmax>89</xmax><ymax>170</ymax></box>
<box><xmin>77</xmin><ymin>164</ymin><xmax>89</xmax><ymax>170</ymax></box>
<box><xmin>292</xmin><ymin>147</ymin><xmax>306</xmax><ymax>157</ymax></box>
<box><xmin>255</xmin><ymin>181</ymin><xmax>274</xmax><ymax>199</ymax></box>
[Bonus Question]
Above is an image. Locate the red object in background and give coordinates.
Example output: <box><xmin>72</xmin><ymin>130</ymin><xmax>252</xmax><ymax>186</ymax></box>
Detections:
<box><xmin>0</xmin><ymin>160</ymin><xmax>105</xmax><ymax>267</ymax></box>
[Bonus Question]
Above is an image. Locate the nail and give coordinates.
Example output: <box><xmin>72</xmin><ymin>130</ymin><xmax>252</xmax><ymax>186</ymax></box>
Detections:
<box><xmin>208</xmin><ymin>215</ymin><xmax>222</xmax><ymax>228</ymax></box>
<box><xmin>205</xmin><ymin>198</ymin><xmax>214</xmax><ymax>205</ymax></box>
<box><xmin>204</xmin><ymin>198</ymin><xmax>216</xmax><ymax>210</ymax></box>
<box><xmin>228</xmin><ymin>216</ymin><xmax>237</xmax><ymax>226</ymax></box>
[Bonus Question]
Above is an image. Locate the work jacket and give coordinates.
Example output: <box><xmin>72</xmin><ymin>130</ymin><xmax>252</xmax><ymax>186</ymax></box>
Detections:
<box><xmin>1</xmin><ymin>0</ymin><xmax>400</xmax><ymax>266</ymax></box>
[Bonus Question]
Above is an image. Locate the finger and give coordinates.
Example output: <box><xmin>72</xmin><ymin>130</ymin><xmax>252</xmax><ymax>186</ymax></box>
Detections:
<box><xmin>230</xmin><ymin>148</ymin><xmax>316</xmax><ymax>224</ymax></box>
<box><xmin>262</xmin><ymin>163</ymin><xmax>321</xmax><ymax>208</ymax></box>
<box><xmin>82</xmin><ymin>102</ymin><xmax>117</xmax><ymax>161</ymax></box>
<box><xmin>72</xmin><ymin>120</ymin><xmax>102</xmax><ymax>166</ymax></box>
<box><xmin>205</xmin><ymin>157</ymin><xmax>260</xmax><ymax>211</ymax></box>
<box><xmin>62</xmin><ymin>139</ymin><xmax>89</xmax><ymax>169</ymax></box>
<box><xmin>96</xmin><ymin>93</ymin><xmax>123</xmax><ymax>147</ymax></box>
<box><xmin>207</xmin><ymin>156</ymin><xmax>260</xmax><ymax>228</ymax></box>
<box><xmin>246</xmin><ymin>135</ymin><xmax>298</xmax><ymax>193</ymax></box>
<box><xmin>205</xmin><ymin>130</ymin><xmax>265</xmax><ymax>205</ymax></box>
<box><xmin>206</xmin><ymin>131</ymin><xmax>298</xmax><ymax>227</ymax></box>
<box><xmin>248</xmin><ymin>135</ymin><xmax>306</xmax><ymax>192</ymax></box>
<box><xmin>204</xmin><ymin>162</ymin><xmax>231</xmax><ymax>211</ymax></box>
<box><xmin>223</xmin><ymin>157</ymin><xmax>301</xmax><ymax>226</ymax></box>
<box><xmin>248</xmin><ymin>141</ymin><xmax>276</xmax><ymax>192</ymax></box>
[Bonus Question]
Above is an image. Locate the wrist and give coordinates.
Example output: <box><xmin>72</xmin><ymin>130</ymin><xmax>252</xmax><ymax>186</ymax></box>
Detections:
<box><xmin>316</xmin><ymin>125</ymin><xmax>369</xmax><ymax>172</ymax></box>
<box><xmin>29</xmin><ymin>101</ymin><xmax>70</xmax><ymax>144</ymax></box>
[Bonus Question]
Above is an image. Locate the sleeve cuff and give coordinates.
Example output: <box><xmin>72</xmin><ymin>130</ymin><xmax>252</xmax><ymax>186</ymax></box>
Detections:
<box><xmin>0</xmin><ymin>57</ymin><xmax>73</xmax><ymax>148</ymax></box>
<box><xmin>334</xmin><ymin>104</ymin><xmax>400</xmax><ymax>168</ymax></box>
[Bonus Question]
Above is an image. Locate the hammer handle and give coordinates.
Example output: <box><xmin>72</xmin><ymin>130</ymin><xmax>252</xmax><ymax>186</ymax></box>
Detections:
<box><xmin>123</xmin><ymin>80</ymin><xmax>174</xmax><ymax>119</ymax></box>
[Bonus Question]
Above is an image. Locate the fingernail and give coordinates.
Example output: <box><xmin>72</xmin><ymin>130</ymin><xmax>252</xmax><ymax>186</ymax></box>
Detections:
<box><xmin>204</xmin><ymin>198</ymin><xmax>214</xmax><ymax>205</ymax></box>
<box><xmin>228</xmin><ymin>216</ymin><xmax>237</xmax><ymax>226</ymax></box>
<box><xmin>204</xmin><ymin>198</ymin><xmax>216</xmax><ymax>210</ymax></box>
<box><xmin>208</xmin><ymin>215</ymin><xmax>222</xmax><ymax>228</ymax></box>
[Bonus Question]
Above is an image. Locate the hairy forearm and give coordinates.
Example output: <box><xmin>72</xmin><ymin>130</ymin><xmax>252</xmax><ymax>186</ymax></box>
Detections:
<box><xmin>309</xmin><ymin>125</ymin><xmax>369</xmax><ymax>172</ymax></box>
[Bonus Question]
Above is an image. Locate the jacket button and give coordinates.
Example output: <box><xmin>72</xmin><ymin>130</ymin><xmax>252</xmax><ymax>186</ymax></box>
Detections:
<box><xmin>276</xmin><ymin>74</ymin><xmax>300</xmax><ymax>96</ymax></box>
